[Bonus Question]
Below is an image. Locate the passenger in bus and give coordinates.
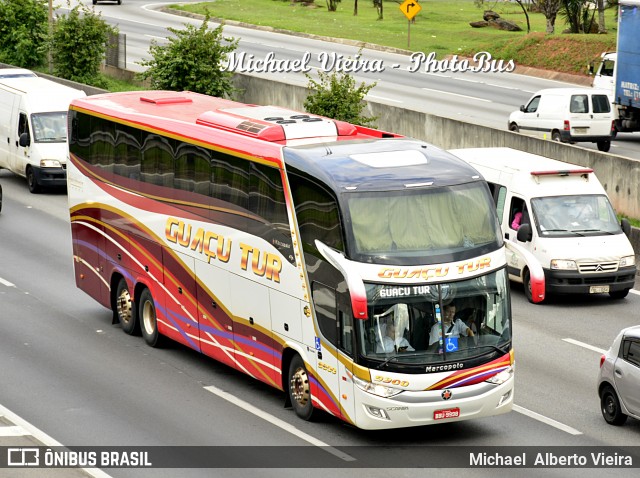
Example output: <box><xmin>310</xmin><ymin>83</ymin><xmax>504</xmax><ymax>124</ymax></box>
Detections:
<box><xmin>428</xmin><ymin>304</ymin><xmax>474</xmax><ymax>346</ymax></box>
<box><xmin>376</xmin><ymin>321</ymin><xmax>415</xmax><ymax>353</ymax></box>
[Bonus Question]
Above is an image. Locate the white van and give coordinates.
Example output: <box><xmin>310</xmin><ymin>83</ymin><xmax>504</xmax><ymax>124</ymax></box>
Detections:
<box><xmin>0</xmin><ymin>77</ymin><xmax>86</xmax><ymax>193</ymax></box>
<box><xmin>450</xmin><ymin>147</ymin><xmax>636</xmax><ymax>303</ymax></box>
<box><xmin>508</xmin><ymin>87</ymin><xmax>615</xmax><ymax>152</ymax></box>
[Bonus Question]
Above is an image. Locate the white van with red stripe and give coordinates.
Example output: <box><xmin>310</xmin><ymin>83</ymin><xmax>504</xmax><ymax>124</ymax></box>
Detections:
<box><xmin>450</xmin><ymin>147</ymin><xmax>636</xmax><ymax>303</ymax></box>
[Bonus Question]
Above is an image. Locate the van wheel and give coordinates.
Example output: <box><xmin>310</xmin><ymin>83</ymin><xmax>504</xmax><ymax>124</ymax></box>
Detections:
<box><xmin>140</xmin><ymin>288</ymin><xmax>164</xmax><ymax>347</ymax></box>
<box><xmin>26</xmin><ymin>167</ymin><xmax>40</xmax><ymax>194</ymax></box>
<box><xmin>597</xmin><ymin>140</ymin><xmax>611</xmax><ymax>152</ymax></box>
<box><xmin>523</xmin><ymin>269</ymin><xmax>544</xmax><ymax>304</ymax></box>
<box><xmin>600</xmin><ymin>385</ymin><xmax>627</xmax><ymax>425</ymax></box>
<box><xmin>115</xmin><ymin>278</ymin><xmax>137</xmax><ymax>335</ymax></box>
<box><xmin>551</xmin><ymin>131</ymin><xmax>562</xmax><ymax>142</ymax></box>
<box><xmin>288</xmin><ymin>354</ymin><xmax>314</xmax><ymax>421</ymax></box>
<box><xmin>508</xmin><ymin>123</ymin><xmax>519</xmax><ymax>133</ymax></box>
<box><xmin>609</xmin><ymin>289</ymin><xmax>629</xmax><ymax>299</ymax></box>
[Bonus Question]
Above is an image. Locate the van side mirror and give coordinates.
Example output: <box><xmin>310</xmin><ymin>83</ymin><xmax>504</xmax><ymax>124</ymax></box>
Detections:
<box><xmin>19</xmin><ymin>132</ymin><xmax>30</xmax><ymax>147</ymax></box>
<box><xmin>621</xmin><ymin>218</ymin><xmax>631</xmax><ymax>237</ymax></box>
<box><xmin>517</xmin><ymin>223</ymin><xmax>533</xmax><ymax>243</ymax></box>
<box><xmin>519</xmin><ymin>105</ymin><xmax>526</xmax><ymax>112</ymax></box>
<box><xmin>587</xmin><ymin>62</ymin><xmax>594</xmax><ymax>75</ymax></box>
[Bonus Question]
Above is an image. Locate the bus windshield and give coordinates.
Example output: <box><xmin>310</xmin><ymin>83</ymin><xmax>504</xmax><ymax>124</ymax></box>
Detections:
<box><xmin>344</xmin><ymin>182</ymin><xmax>501</xmax><ymax>265</ymax></box>
<box><xmin>358</xmin><ymin>269</ymin><xmax>510</xmax><ymax>367</ymax></box>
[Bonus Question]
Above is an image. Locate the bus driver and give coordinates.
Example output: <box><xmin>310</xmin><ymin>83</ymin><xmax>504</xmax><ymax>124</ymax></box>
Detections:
<box><xmin>429</xmin><ymin>304</ymin><xmax>474</xmax><ymax>346</ymax></box>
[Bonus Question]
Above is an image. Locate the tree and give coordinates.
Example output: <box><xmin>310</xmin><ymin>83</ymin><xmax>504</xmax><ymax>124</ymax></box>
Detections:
<box><xmin>596</xmin><ymin>0</ymin><xmax>606</xmax><ymax>33</ymax></box>
<box><xmin>0</xmin><ymin>0</ymin><xmax>48</xmax><ymax>68</ymax></box>
<box><xmin>538</xmin><ymin>0</ymin><xmax>563</xmax><ymax>33</ymax></box>
<box><xmin>138</xmin><ymin>14</ymin><xmax>239</xmax><ymax>98</ymax></box>
<box><xmin>327</xmin><ymin>0</ymin><xmax>342</xmax><ymax>12</ymax></box>
<box><xmin>373</xmin><ymin>0</ymin><xmax>384</xmax><ymax>20</ymax></box>
<box><xmin>304</xmin><ymin>69</ymin><xmax>377</xmax><ymax>127</ymax></box>
<box><xmin>50</xmin><ymin>3</ymin><xmax>114</xmax><ymax>86</ymax></box>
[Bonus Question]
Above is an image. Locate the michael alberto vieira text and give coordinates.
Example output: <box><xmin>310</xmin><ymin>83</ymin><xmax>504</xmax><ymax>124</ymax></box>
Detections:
<box><xmin>470</xmin><ymin>451</ymin><xmax>634</xmax><ymax>467</ymax></box>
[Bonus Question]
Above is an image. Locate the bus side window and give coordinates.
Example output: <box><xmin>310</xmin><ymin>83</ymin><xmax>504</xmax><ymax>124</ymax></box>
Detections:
<box><xmin>289</xmin><ymin>173</ymin><xmax>344</xmax><ymax>254</ymax></box>
<box><xmin>312</xmin><ymin>282</ymin><xmax>337</xmax><ymax>347</ymax></box>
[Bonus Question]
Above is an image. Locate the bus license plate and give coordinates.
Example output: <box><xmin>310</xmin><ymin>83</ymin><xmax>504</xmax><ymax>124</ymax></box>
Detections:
<box><xmin>590</xmin><ymin>285</ymin><xmax>609</xmax><ymax>294</ymax></box>
<box><xmin>434</xmin><ymin>408</ymin><xmax>460</xmax><ymax>420</ymax></box>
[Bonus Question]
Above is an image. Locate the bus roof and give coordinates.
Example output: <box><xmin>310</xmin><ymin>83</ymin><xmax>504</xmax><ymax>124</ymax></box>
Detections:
<box><xmin>71</xmin><ymin>91</ymin><xmax>482</xmax><ymax>190</ymax></box>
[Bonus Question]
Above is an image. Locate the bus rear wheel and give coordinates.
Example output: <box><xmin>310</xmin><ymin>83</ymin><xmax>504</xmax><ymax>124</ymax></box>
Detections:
<box><xmin>115</xmin><ymin>278</ymin><xmax>137</xmax><ymax>334</ymax></box>
<box><xmin>288</xmin><ymin>355</ymin><xmax>314</xmax><ymax>420</ymax></box>
<box><xmin>139</xmin><ymin>288</ymin><xmax>164</xmax><ymax>347</ymax></box>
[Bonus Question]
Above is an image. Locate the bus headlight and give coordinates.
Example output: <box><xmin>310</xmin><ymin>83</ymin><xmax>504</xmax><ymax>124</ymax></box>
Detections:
<box><xmin>550</xmin><ymin>259</ymin><xmax>577</xmax><ymax>270</ymax></box>
<box><xmin>486</xmin><ymin>366</ymin><xmax>514</xmax><ymax>385</ymax></box>
<box><xmin>619</xmin><ymin>255</ymin><xmax>636</xmax><ymax>268</ymax></box>
<box><xmin>352</xmin><ymin>375</ymin><xmax>403</xmax><ymax>398</ymax></box>
<box><xmin>40</xmin><ymin>159</ymin><xmax>62</xmax><ymax>168</ymax></box>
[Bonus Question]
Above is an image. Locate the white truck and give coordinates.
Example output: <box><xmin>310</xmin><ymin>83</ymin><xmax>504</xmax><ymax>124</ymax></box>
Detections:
<box><xmin>0</xmin><ymin>76</ymin><xmax>85</xmax><ymax>193</ymax></box>
<box><xmin>451</xmin><ymin>147</ymin><xmax>637</xmax><ymax>303</ymax></box>
<box><xmin>591</xmin><ymin>0</ymin><xmax>640</xmax><ymax>134</ymax></box>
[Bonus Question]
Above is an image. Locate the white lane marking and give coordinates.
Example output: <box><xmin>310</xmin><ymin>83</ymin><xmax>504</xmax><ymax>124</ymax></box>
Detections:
<box><xmin>367</xmin><ymin>94</ymin><xmax>403</xmax><ymax>103</ymax></box>
<box><xmin>630</xmin><ymin>288</ymin><xmax>640</xmax><ymax>296</ymax></box>
<box><xmin>421</xmin><ymin>87</ymin><xmax>492</xmax><ymax>102</ymax></box>
<box><xmin>513</xmin><ymin>405</ymin><xmax>583</xmax><ymax>435</ymax></box>
<box><xmin>204</xmin><ymin>385</ymin><xmax>356</xmax><ymax>462</ymax></box>
<box><xmin>0</xmin><ymin>277</ymin><xmax>16</xmax><ymax>287</ymax></box>
<box><xmin>0</xmin><ymin>425</ymin><xmax>29</xmax><ymax>437</ymax></box>
<box><xmin>0</xmin><ymin>404</ymin><xmax>113</xmax><ymax>478</ymax></box>
<box><xmin>562</xmin><ymin>338</ymin><xmax>606</xmax><ymax>355</ymax></box>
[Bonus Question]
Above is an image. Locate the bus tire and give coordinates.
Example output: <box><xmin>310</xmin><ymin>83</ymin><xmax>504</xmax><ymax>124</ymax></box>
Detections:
<box><xmin>115</xmin><ymin>278</ymin><xmax>137</xmax><ymax>334</ymax></box>
<box><xmin>288</xmin><ymin>354</ymin><xmax>314</xmax><ymax>421</ymax></box>
<box><xmin>139</xmin><ymin>288</ymin><xmax>164</xmax><ymax>347</ymax></box>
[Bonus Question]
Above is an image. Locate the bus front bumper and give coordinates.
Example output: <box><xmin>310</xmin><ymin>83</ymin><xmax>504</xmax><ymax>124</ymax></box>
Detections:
<box><xmin>351</xmin><ymin>376</ymin><xmax>514</xmax><ymax>430</ymax></box>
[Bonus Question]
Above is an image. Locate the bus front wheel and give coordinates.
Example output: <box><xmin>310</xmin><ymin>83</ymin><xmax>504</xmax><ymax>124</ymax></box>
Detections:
<box><xmin>140</xmin><ymin>288</ymin><xmax>164</xmax><ymax>347</ymax></box>
<box><xmin>288</xmin><ymin>355</ymin><xmax>314</xmax><ymax>421</ymax></box>
<box><xmin>115</xmin><ymin>278</ymin><xmax>137</xmax><ymax>334</ymax></box>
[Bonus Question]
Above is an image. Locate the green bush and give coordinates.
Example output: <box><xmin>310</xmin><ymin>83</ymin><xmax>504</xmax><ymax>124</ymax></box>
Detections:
<box><xmin>304</xmin><ymin>69</ymin><xmax>377</xmax><ymax>127</ymax></box>
<box><xmin>0</xmin><ymin>0</ymin><xmax>48</xmax><ymax>68</ymax></box>
<box><xmin>137</xmin><ymin>13</ymin><xmax>239</xmax><ymax>98</ymax></box>
<box><xmin>51</xmin><ymin>4</ymin><xmax>114</xmax><ymax>87</ymax></box>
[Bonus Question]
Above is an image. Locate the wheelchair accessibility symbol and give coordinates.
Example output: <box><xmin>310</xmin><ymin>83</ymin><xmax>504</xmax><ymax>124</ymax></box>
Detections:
<box><xmin>445</xmin><ymin>337</ymin><xmax>459</xmax><ymax>352</ymax></box>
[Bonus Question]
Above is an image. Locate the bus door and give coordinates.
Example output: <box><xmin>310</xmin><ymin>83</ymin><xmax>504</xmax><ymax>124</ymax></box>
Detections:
<box><xmin>194</xmin><ymin>260</ymin><xmax>236</xmax><ymax>369</ymax></box>
<box><xmin>312</xmin><ymin>282</ymin><xmax>353</xmax><ymax>420</ymax></box>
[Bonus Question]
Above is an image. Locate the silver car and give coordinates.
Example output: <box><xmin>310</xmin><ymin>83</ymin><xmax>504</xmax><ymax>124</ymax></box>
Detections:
<box><xmin>597</xmin><ymin>325</ymin><xmax>640</xmax><ymax>425</ymax></box>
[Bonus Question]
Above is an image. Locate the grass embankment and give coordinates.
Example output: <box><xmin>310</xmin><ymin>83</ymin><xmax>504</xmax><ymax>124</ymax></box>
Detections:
<box><xmin>172</xmin><ymin>0</ymin><xmax>617</xmax><ymax>77</ymax></box>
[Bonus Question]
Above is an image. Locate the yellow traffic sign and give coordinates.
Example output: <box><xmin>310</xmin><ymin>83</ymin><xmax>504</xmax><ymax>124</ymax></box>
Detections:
<box><xmin>399</xmin><ymin>0</ymin><xmax>422</xmax><ymax>21</ymax></box>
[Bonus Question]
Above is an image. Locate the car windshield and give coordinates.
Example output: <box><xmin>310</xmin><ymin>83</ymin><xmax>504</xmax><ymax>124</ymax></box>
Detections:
<box><xmin>31</xmin><ymin>112</ymin><xmax>68</xmax><ymax>143</ymax></box>
<box><xmin>531</xmin><ymin>195</ymin><xmax>621</xmax><ymax>237</ymax></box>
<box><xmin>358</xmin><ymin>268</ymin><xmax>511</xmax><ymax>367</ymax></box>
